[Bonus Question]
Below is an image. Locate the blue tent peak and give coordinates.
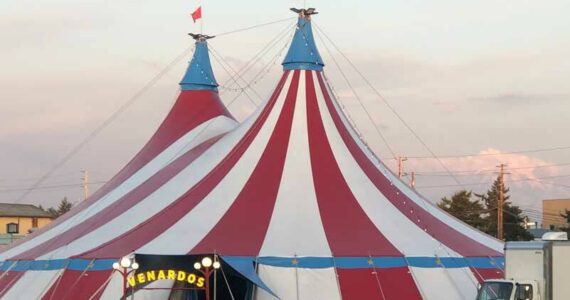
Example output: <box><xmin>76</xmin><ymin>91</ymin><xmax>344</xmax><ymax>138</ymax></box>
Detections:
<box><xmin>282</xmin><ymin>11</ymin><xmax>324</xmax><ymax>72</ymax></box>
<box><xmin>180</xmin><ymin>37</ymin><xmax>219</xmax><ymax>91</ymax></box>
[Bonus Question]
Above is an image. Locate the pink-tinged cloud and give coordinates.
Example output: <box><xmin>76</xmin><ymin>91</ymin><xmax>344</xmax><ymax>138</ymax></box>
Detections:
<box><xmin>403</xmin><ymin>148</ymin><xmax>562</xmax><ymax>190</ymax></box>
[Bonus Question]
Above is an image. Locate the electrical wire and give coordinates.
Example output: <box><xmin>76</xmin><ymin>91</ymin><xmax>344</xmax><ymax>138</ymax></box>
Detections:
<box><xmin>11</xmin><ymin>46</ymin><xmax>193</xmax><ymax>204</ymax></box>
<box><xmin>385</xmin><ymin>145</ymin><xmax>570</xmax><ymax>160</ymax></box>
<box><xmin>208</xmin><ymin>45</ymin><xmax>261</xmax><ymax>106</ymax></box>
<box><xmin>218</xmin><ymin>21</ymin><xmax>295</xmax><ymax>93</ymax></box>
<box><xmin>416</xmin><ymin>174</ymin><xmax>570</xmax><ymax>189</ymax></box>
<box><xmin>213</xmin><ymin>17</ymin><xmax>295</xmax><ymax>37</ymax></box>
<box><xmin>314</xmin><ymin>24</ymin><xmax>397</xmax><ymax>160</ymax></box>
<box><xmin>413</xmin><ymin>162</ymin><xmax>570</xmax><ymax>175</ymax></box>
<box><xmin>8</xmin><ymin>19</ymin><xmax>296</xmax><ymax>203</ymax></box>
<box><xmin>0</xmin><ymin>181</ymin><xmax>108</xmax><ymax>193</ymax></box>
<box><xmin>313</xmin><ymin>22</ymin><xmax>466</xmax><ymax>188</ymax></box>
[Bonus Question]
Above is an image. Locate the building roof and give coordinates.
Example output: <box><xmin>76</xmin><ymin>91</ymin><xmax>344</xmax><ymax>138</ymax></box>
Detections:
<box><xmin>543</xmin><ymin>198</ymin><xmax>570</xmax><ymax>202</ymax></box>
<box><xmin>0</xmin><ymin>203</ymin><xmax>53</xmax><ymax>218</ymax></box>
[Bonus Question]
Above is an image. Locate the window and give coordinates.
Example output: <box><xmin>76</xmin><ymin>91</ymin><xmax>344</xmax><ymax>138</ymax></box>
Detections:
<box><xmin>477</xmin><ymin>281</ymin><xmax>514</xmax><ymax>300</ymax></box>
<box><xmin>516</xmin><ymin>284</ymin><xmax>533</xmax><ymax>300</ymax></box>
<box><xmin>32</xmin><ymin>217</ymin><xmax>38</xmax><ymax>228</ymax></box>
<box><xmin>6</xmin><ymin>223</ymin><xmax>19</xmax><ymax>234</ymax></box>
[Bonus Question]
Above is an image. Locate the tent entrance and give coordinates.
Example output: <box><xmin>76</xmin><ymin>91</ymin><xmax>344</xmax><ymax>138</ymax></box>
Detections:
<box><xmin>130</xmin><ymin>254</ymin><xmax>275</xmax><ymax>300</ymax></box>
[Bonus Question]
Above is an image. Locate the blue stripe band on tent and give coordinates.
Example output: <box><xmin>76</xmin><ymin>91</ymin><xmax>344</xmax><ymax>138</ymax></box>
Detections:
<box><xmin>256</xmin><ymin>256</ymin><xmax>504</xmax><ymax>269</ymax></box>
<box><xmin>0</xmin><ymin>256</ymin><xmax>504</xmax><ymax>271</ymax></box>
<box><xmin>0</xmin><ymin>259</ymin><xmax>116</xmax><ymax>271</ymax></box>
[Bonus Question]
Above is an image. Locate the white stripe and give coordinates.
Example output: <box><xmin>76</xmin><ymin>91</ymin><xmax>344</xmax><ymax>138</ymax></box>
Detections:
<box><xmin>40</xmin><ymin>115</ymin><xmax>256</xmax><ymax>258</ymax></box>
<box><xmin>410</xmin><ymin>267</ymin><xmax>476</xmax><ymax>300</ymax></box>
<box><xmin>41</xmin><ymin>72</ymin><xmax>291</xmax><ymax>258</ymax></box>
<box><xmin>321</xmin><ymin>74</ymin><xmax>503</xmax><ymax>253</ymax></box>
<box><xmin>2</xmin><ymin>270</ymin><xmax>61</xmax><ymax>300</ymax></box>
<box><xmin>257</xmin><ymin>265</ymin><xmax>341</xmax><ymax>300</ymax></box>
<box><xmin>260</xmin><ymin>71</ymin><xmax>332</xmax><ymax>257</ymax></box>
<box><xmin>0</xmin><ymin>116</ymin><xmax>237</xmax><ymax>261</ymax></box>
<box><xmin>137</xmin><ymin>72</ymin><xmax>294</xmax><ymax>254</ymax></box>
<box><xmin>314</xmin><ymin>72</ymin><xmax>458</xmax><ymax>257</ymax></box>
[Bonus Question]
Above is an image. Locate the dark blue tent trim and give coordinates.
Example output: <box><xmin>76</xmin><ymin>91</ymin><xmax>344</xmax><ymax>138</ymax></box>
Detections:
<box><xmin>0</xmin><ymin>256</ymin><xmax>504</xmax><ymax>272</ymax></box>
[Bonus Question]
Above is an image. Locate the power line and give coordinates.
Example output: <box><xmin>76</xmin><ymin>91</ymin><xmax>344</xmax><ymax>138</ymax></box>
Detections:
<box><xmin>11</xmin><ymin>46</ymin><xmax>193</xmax><ymax>203</ymax></box>
<box><xmin>416</xmin><ymin>173</ymin><xmax>570</xmax><ymax>189</ymax></box>
<box><xmin>209</xmin><ymin>45</ymin><xmax>261</xmax><ymax>105</ymax></box>
<box><xmin>313</xmin><ymin>25</ymin><xmax>397</xmax><ymax>160</ymax></box>
<box><xmin>0</xmin><ymin>181</ymin><xmax>108</xmax><ymax>193</ymax></box>
<box><xmin>313</xmin><ymin>22</ymin><xmax>465</xmax><ymax>188</ymax></box>
<box><xmin>385</xmin><ymin>145</ymin><xmax>570</xmax><ymax>160</ymax></box>
<box><xmin>5</xmin><ymin>21</ymin><xmax>295</xmax><ymax>203</ymax></box>
<box><xmin>414</xmin><ymin>162</ymin><xmax>570</xmax><ymax>175</ymax></box>
<box><xmin>213</xmin><ymin>17</ymin><xmax>296</xmax><ymax>37</ymax></box>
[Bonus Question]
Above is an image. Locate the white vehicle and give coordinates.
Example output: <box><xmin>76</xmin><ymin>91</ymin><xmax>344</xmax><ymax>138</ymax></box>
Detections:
<box><xmin>476</xmin><ymin>232</ymin><xmax>570</xmax><ymax>300</ymax></box>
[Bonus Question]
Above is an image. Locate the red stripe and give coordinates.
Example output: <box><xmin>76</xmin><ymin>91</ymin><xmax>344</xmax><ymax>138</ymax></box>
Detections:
<box><xmin>306</xmin><ymin>71</ymin><xmax>401</xmax><ymax>256</ymax></box>
<box><xmin>0</xmin><ymin>271</ymin><xmax>25</xmax><ymax>297</ymax></box>
<box><xmin>191</xmin><ymin>72</ymin><xmax>300</xmax><ymax>256</ymax></box>
<box><xmin>315</xmin><ymin>72</ymin><xmax>501</xmax><ymax>257</ymax></box>
<box><xmin>41</xmin><ymin>269</ymin><xmax>112</xmax><ymax>300</ymax></box>
<box><xmin>470</xmin><ymin>267</ymin><xmax>504</xmax><ymax>283</ymax></box>
<box><xmin>78</xmin><ymin>72</ymin><xmax>293</xmax><ymax>259</ymax></box>
<box><xmin>2</xmin><ymin>91</ymin><xmax>231</xmax><ymax>256</ymax></box>
<box><xmin>337</xmin><ymin>267</ymin><xmax>422</xmax><ymax>300</ymax></box>
<box><xmin>14</xmin><ymin>136</ymin><xmax>222</xmax><ymax>260</ymax></box>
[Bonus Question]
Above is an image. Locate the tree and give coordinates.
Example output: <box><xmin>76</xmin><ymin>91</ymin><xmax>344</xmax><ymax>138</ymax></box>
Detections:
<box><xmin>46</xmin><ymin>197</ymin><xmax>73</xmax><ymax>219</ymax></box>
<box><xmin>475</xmin><ymin>176</ymin><xmax>533</xmax><ymax>241</ymax></box>
<box><xmin>438</xmin><ymin>190</ymin><xmax>486</xmax><ymax>230</ymax></box>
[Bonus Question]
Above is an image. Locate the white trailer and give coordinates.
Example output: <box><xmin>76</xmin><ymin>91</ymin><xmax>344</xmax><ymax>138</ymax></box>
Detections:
<box><xmin>476</xmin><ymin>232</ymin><xmax>570</xmax><ymax>300</ymax></box>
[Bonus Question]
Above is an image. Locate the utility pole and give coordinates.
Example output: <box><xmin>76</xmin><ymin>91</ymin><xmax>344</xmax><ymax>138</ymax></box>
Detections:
<box><xmin>81</xmin><ymin>170</ymin><xmax>89</xmax><ymax>201</ymax></box>
<box><xmin>497</xmin><ymin>164</ymin><xmax>508</xmax><ymax>240</ymax></box>
<box><xmin>398</xmin><ymin>156</ymin><xmax>408</xmax><ymax>179</ymax></box>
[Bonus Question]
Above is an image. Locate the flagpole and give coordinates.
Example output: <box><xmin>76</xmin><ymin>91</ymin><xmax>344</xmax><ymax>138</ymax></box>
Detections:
<box><xmin>200</xmin><ymin>1</ymin><xmax>203</xmax><ymax>34</ymax></box>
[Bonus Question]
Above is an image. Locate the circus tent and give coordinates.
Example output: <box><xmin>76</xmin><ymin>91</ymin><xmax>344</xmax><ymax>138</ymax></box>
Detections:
<box><xmin>0</xmin><ymin>8</ymin><xmax>504</xmax><ymax>300</ymax></box>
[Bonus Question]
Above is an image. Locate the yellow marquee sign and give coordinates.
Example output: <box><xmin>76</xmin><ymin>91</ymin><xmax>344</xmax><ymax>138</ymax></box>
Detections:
<box><xmin>128</xmin><ymin>269</ymin><xmax>205</xmax><ymax>288</ymax></box>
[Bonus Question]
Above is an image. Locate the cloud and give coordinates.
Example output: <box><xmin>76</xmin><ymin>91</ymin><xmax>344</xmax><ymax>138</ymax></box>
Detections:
<box><xmin>397</xmin><ymin>148</ymin><xmax>570</xmax><ymax>217</ymax></box>
<box><xmin>409</xmin><ymin>148</ymin><xmax>561</xmax><ymax>188</ymax></box>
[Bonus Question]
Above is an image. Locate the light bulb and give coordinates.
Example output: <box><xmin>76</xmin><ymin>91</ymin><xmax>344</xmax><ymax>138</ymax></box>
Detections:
<box><xmin>194</xmin><ymin>262</ymin><xmax>202</xmax><ymax>270</ymax></box>
<box><xmin>131</xmin><ymin>262</ymin><xmax>139</xmax><ymax>270</ymax></box>
<box><xmin>213</xmin><ymin>261</ymin><xmax>221</xmax><ymax>269</ymax></box>
<box><xmin>112</xmin><ymin>262</ymin><xmax>120</xmax><ymax>270</ymax></box>
<box><xmin>120</xmin><ymin>257</ymin><xmax>131</xmax><ymax>268</ymax></box>
<box><xmin>201</xmin><ymin>257</ymin><xmax>213</xmax><ymax>268</ymax></box>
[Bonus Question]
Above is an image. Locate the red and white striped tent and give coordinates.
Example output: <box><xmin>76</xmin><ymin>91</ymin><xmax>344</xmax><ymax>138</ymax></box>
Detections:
<box><xmin>0</xmin><ymin>9</ymin><xmax>504</xmax><ymax>300</ymax></box>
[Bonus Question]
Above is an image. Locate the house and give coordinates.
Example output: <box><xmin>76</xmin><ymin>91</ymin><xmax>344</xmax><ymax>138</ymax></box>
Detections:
<box><xmin>0</xmin><ymin>203</ymin><xmax>53</xmax><ymax>246</ymax></box>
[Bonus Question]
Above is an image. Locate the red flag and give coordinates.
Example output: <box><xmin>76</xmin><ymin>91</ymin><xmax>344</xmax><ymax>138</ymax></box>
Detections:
<box><xmin>191</xmin><ymin>6</ymin><xmax>202</xmax><ymax>23</ymax></box>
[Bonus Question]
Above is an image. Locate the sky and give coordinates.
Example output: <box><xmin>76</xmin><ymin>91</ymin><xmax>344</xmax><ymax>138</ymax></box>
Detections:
<box><xmin>1</xmin><ymin>0</ymin><xmax>569</xmax><ymax>224</ymax></box>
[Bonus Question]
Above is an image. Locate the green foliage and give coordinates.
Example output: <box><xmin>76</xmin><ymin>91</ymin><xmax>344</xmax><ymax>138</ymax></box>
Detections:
<box><xmin>44</xmin><ymin>197</ymin><xmax>73</xmax><ymax>219</ymax></box>
<box><xmin>475</xmin><ymin>176</ymin><xmax>533</xmax><ymax>241</ymax></box>
<box><xmin>438</xmin><ymin>190</ymin><xmax>485</xmax><ymax>230</ymax></box>
<box><xmin>439</xmin><ymin>176</ymin><xmax>533</xmax><ymax>241</ymax></box>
